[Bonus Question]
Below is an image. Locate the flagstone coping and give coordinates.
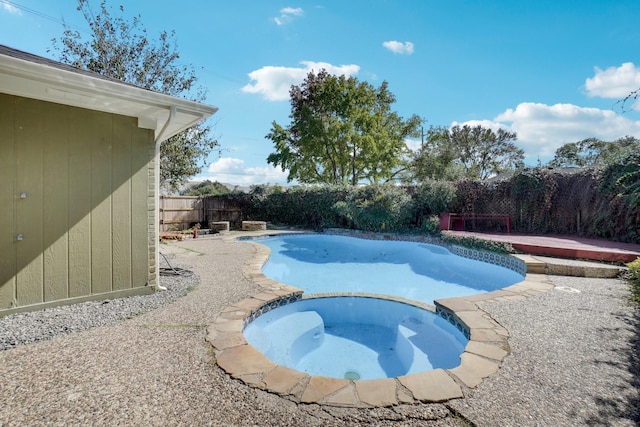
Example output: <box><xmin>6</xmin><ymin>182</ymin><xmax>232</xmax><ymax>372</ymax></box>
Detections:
<box><xmin>206</xmin><ymin>231</ymin><xmax>556</xmax><ymax>407</ymax></box>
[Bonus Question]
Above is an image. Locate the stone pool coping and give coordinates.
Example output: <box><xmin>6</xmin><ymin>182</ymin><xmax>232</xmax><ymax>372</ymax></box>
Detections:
<box><xmin>206</xmin><ymin>231</ymin><xmax>556</xmax><ymax>407</ymax></box>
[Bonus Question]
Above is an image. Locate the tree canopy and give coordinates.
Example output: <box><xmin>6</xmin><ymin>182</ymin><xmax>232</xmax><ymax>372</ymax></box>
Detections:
<box><xmin>549</xmin><ymin>136</ymin><xmax>640</xmax><ymax>168</ymax></box>
<box><xmin>409</xmin><ymin>124</ymin><xmax>523</xmax><ymax>181</ymax></box>
<box><xmin>181</xmin><ymin>180</ymin><xmax>230</xmax><ymax>196</ymax></box>
<box><xmin>51</xmin><ymin>0</ymin><xmax>217</xmax><ymax>189</ymax></box>
<box><xmin>266</xmin><ymin>70</ymin><xmax>421</xmax><ymax>185</ymax></box>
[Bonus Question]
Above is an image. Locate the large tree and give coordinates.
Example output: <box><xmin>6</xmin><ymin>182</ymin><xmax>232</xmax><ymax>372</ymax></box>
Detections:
<box><xmin>266</xmin><ymin>70</ymin><xmax>421</xmax><ymax>185</ymax></box>
<box><xmin>549</xmin><ymin>136</ymin><xmax>640</xmax><ymax>168</ymax></box>
<box><xmin>407</xmin><ymin>125</ymin><xmax>465</xmax><ymax>182</ymax></box>
<box><xmin>51</xmin><ymin>0</ymin><xmax>217</xmax><ymax>189</ymax></box>
<box><xmin>408</xmin><ymin>124</ymin><xmax>523</xmax><ymax>181</ymax></box>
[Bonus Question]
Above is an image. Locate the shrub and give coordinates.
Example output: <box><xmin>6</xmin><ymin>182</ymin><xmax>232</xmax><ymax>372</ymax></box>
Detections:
<box><xmin>258</xmin><ymin>185</ymin><xmax>346</xmax><ymax>229</ymax></box>
<box><xmin>422</xmin><ymin>215</ymin><xmax>442</xmax><ymax>236</ymax></box>
<box><xmin>441</xmin><ymin>234</ymin><xmax>515</xmax><ymax>254</ymax></box>
<box><xmin>333</xmin><ymin>184</ymin><xmax>413</xmax><ymax>232</ymax></box>
<box><xmin>624</xmin><ymin>257</ymin><xmax>640</xmax><ymax>305</ymax></box>
<box><xmin>411</xmin><ymin>180</ymin><xmax>457</xmax><ymax>229</ymax></box>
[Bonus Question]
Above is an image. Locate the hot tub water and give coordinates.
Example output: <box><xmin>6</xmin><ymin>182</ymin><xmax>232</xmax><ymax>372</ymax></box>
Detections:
<box><xmin>243</xmin><ymin>297</ymin><xmax>468</xmax><ymax>380</ymax></box>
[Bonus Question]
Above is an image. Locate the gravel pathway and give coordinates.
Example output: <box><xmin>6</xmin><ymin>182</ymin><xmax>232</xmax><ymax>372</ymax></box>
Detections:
<box><xmin>0</xmin><ymin>235</ymin><xmax>638</xmax><ymax>426</ymax></box>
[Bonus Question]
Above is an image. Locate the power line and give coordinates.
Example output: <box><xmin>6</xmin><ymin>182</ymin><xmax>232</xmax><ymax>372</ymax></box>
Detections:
<box><xmin>2</xmin><ymin>0</ymin><xmax>244</xmax><ymax>87</ymax></box>
<box><xmin>1</xmin><ymin>0</ymin><xmax>90</xmax><ymax>34</ymax></box>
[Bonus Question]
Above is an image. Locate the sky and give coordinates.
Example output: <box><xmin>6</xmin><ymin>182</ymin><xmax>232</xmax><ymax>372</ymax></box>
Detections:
<box><xmin>2</xmin><ymin>0</ymin><xmax>640</xmax><ymax>186</ymax></box>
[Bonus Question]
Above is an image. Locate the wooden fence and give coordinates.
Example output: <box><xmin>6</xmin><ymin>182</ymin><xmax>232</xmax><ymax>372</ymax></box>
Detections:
<box><xmin>159</xmin><ymin>195</ymin><xmax>248</xmax><ymax>231</ymax></box>
<box><xmin>202</xmin><ymin>196</ymin><xmax>248</xmax><ymax>230</ymax></box>
<box><xmin>159</xmin><ymin>196</ymin><xmax>203</xmax><ymax>232</ymax></box>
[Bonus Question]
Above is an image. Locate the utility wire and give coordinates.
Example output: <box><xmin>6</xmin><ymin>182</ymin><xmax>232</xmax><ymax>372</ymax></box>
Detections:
<box><xmin>1</xmin><ymin>0</ymin><xmax>90</xmax><ymax>34</ymax></box>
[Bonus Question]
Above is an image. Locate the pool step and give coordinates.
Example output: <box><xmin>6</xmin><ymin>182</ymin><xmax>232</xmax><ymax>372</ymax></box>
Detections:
<box><xmin>265</xmin><ymin>311</ymin><xmax>325</xmax><ymax>365</ymax></box>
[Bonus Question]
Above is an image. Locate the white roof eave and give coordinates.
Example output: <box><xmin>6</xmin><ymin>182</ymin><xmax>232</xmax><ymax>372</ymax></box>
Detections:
<box><xmin>0</xmin><ymin>53</ymin><xmax>218</xmax><ymax>142</ymax></box>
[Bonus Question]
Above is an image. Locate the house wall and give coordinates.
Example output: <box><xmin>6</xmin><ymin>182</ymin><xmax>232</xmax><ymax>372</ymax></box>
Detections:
<box><xmin>0</xmin><ymin>93</ymin><xmax>157</xmax><ymax>315</ymax></box>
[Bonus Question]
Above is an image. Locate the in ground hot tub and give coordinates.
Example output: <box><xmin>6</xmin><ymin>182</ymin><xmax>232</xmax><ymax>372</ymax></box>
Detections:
<box><xmin>243</xmin><ymin>296</ymin><xmax>468</xmax><ymax>380</ymax></box>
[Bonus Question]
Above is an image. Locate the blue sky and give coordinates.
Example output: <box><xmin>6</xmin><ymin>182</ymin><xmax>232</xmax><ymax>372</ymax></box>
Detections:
<box><xmin>2</xmin><ymin>0</ymin><xmax>640</xmax><ymax>186</ymax></box>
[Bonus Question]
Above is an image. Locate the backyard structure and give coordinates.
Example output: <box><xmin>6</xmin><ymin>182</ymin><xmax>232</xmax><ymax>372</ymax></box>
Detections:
<box><xmin>0</xmin><ymin>45</ymin><xmax>217</xmax><ymax>315</ymax></box>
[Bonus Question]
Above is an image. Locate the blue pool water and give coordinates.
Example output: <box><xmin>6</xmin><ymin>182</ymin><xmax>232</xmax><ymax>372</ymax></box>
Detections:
<box><xmin>243</xmin><ymin>233</ymin><xmax>524</xmax><ymax>379</ymax></box>
<box><xmin>244</xmin><ymin>297</ymin><xmax>468</xmax><ymax>380</ymax></box>
<box><xmin>258</xmin><ymin>234</ymin><xmax>524</xmax><ymax>305</ymax></box>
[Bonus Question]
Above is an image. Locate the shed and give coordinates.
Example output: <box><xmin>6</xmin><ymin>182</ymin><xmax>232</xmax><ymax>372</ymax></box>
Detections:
<box><xmin>0</xmin><ymin>45</ymin><xmax>217</xmax><ymax>316</ymax></box>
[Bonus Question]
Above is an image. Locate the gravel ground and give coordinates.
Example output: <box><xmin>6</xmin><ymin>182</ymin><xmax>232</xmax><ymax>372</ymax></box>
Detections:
<box><xmin>449</xmin><ymin>275</ymin><xmax>640</xmax><ymax>426</ymax></box>
<box><xmin>0</xmin><ymin>263</ymin><xmax>196</xmax><ymax>351</ymax></box>
<box><xmin>0</xmin><ymin>235</ymin><xmax>638</xmax><ymax>426</ymax></box>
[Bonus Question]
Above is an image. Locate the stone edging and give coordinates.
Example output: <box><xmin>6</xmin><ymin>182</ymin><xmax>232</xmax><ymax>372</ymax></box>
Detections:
<box><xmin>205</xmin><ymin>232</ymin><xmax>554</xmax><ymax>407</ymax></box>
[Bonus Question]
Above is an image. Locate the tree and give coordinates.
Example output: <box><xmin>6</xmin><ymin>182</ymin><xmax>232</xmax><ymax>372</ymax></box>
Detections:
<box><xmin>181</xmin><ymin>180</ymin><xmax>230</xmax><ymax>196</ymax></box>
<box><xmin>618</xmin><ymin>88</ymin><xmax>640</xmax><ymax>113</ymax></box>
<box><xmin>549</xmin><ymin>136</ymin><xmax>640</xmax><ymax>168</ymax></box>
<box><xmin>266</xmin><ymin>70</ymin><xmax>421</xmax><ymax>185</ymax></box>
<box><xmin>407</xmin><ymin>126</ymin><xmax>465</xmax><ymax>182</ymax></box>
<box><xmin>408</xmin><ymin>124</ymin><xmax>523</xmax><ymax>181</ymax></box>
<box><xmin>448</xmin><ymin>125</ymin><xmax>523</xmax><ymax>180</ymax></box>
<box><xmin>51</xmin><ymin>0</ymin><xmax>217</xmax><ymax>189</ymax></box>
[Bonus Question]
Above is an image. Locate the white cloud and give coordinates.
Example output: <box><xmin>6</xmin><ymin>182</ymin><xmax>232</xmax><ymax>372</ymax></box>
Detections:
<box><xmin>274</xmin><ymin>6</ymin><xmax>303</xmax><ymax>25</ymax></box>
<box><xmin>205</xmin><ymin>157</ymin><xmax>290</xmax><ymax>186</ymax></box>
<box><xmin>585</xmin><ymin>62</ymin><xmax>640</xmax><ymax>99</ymax></box>
<box><xmin>281</xmin><ymin>7</ymin><xmax>303</xmax><ymax>15</ymax></box>
<box><xmin>455</xmin><ymin>102</ymin><xmax>640</xmax><ymax>161</ymax></box>
<box><xmin>404</xmin><ymin>138</ymin><xmax>421</xmax><ymax>152</ymax></box>
<box><xmin>382</xmin><ymin>41</ymin><xmax>414</xmax><ymax>55</ymax></box>
<box><xmin>1</xmin><ymin>1</ymin><xmax>21</xmax><ymax>15</ymax></box>
<box><xmin>242</xmin><ymin>61</ymin><xmax>360</xmax><ymax>101</ymax></box>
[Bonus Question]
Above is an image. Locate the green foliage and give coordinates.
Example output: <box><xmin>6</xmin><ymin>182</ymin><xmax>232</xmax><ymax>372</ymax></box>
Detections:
<box><xmin>182</xmin><ymin>180</ymin><xmax>230</xmax><ymax>196</ymax></box>
<box><xmin>549</xmin><ymin>136</ymin><xmax>640</xmax><ymax>168</ymax></box>
<box><xmin>409</xmin><ymin>180</ymin><xmax>458</xmax><ymax>230</ymax></box>
<box><xmin>407</xmin><ymin>126</ymin><xmax>466</xmax><ymax>182</ymax></box>
<box><xmin>333</xmin><ymin>184</ymin><xmax>413</xmax><ymax>232</ymax></box>
<box><xmin>624</xmin><ymin>257</ymin><xmax>640</xmax><ymax>304</ymax></box>
<box><xmin>256</xmin><ymin>185</ymin><xmax>347</xmax><ymax>230</ymax></box>
<box><xmin>509</xmin><ymin>169</ymin><xmax>557</xmax><ymax>233</ymax></box>
<box><xmin>266</xmin><ymin>69</ymin><xmax>421</xmax><ymax>185</ymax></box>
<box><xmin>422</xmin><ymin>215</ymin><xmax>442</xmax><ymax>236</ymax></box>
<box><xmin>51</xmin><ymin>0</ymin><xmax>217</xmax><ymax>189</ymax></box>
<box><xmin>441</xmin><ymin>234</ymin><xmax>515</xmax><ymax>254</ymax></box>
<box><xmin>596</xmin><ymin>152</ymin><xmax>640</xmax><ymax>242</ymax></box>
<box><xmin>413</xmin><ymin>180</ymin><xmax>458</xmax><ymax>216</ymax></box>
<box><xmin>409</xmin><ymin>125</ymin><xmax>523</xmax><ymax>182</ymax></box>
<box><xmin>215</xmin><ymin>158</ymin><xmax>640</xmax><ymax>244</ymax></box>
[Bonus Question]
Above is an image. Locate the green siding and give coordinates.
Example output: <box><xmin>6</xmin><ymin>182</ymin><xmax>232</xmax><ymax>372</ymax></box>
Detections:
<box><xmin>43</xmin><ymin>102</ymin><xmax>69</xmax><ymax>302</ymax></box>
<box><xmin>0</xmin><ymin>94</ymin><xmax>16</xmax><ymax>309</ymax></box>
<box><xmin>0</xmin><ymin>94</ymin><xmax>155</xmax><ymax>314</ymax></box>
<box><xmin>67</xmin><ymin>107</ymin><xmax>93</xmax><ymax>298</ymax></box>
<box><xmin>90</xmin><ymin>111</ymin><xmax>113</xmax><ymax>294</ymax></box>
<box><xmin>111</xmin><ymin>117</ymin><xmax>133</xmax><ymax>291</ymax></box>
<box><xmin>131</xmin><ymin>125</ymin><xmax>153</xmax><ymax>287</ymax></box>
<box><xmin>15</xmin><ymin>97</ymin><xmax>44</xmax><ymax>306</ymax></box>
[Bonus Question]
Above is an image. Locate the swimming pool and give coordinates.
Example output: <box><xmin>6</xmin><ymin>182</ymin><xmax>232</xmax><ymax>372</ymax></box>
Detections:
<box><xmin>243</xmin><ymin>296</ymin><xmax>468</xmax><ymax>380</ymax></box>
<box><xmin>209</xmin><ymin>232</ymin><xmax>537</xmax><ymax>403</ymax></box>
<box><xmin>256</xmin><ymin>234</ymin><xmax>525</xmax><ymax>305</ymax></box>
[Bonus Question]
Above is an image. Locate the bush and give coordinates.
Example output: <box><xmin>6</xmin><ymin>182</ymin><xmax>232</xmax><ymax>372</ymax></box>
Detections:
<box><xmin>411</xmin><ymin>179</ymin><xmax>457</xmax><ymax>228</ymax></box>
<box><xmin>258</xmin><ymin>185</ymin><xmax>346</xmax><ymax>229</ymax></box>
<box><xmin>441</xmin><ymin>234</ymin><xmax>515</xmax><ymax>254</ymax></box>
<box><xmin>333</xmin><ymin>184</ymin><xmax>413</xmax><ymax>232</ymax></box>
<box><xmin>422</xmin><ymin>215</ymin><xmax>442</xmax><ymax>236</ymax></box>
<box><xmin>624</xmin><ymin>257</ymin><xmax>640</xmax><ymax>305</ymax></box>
